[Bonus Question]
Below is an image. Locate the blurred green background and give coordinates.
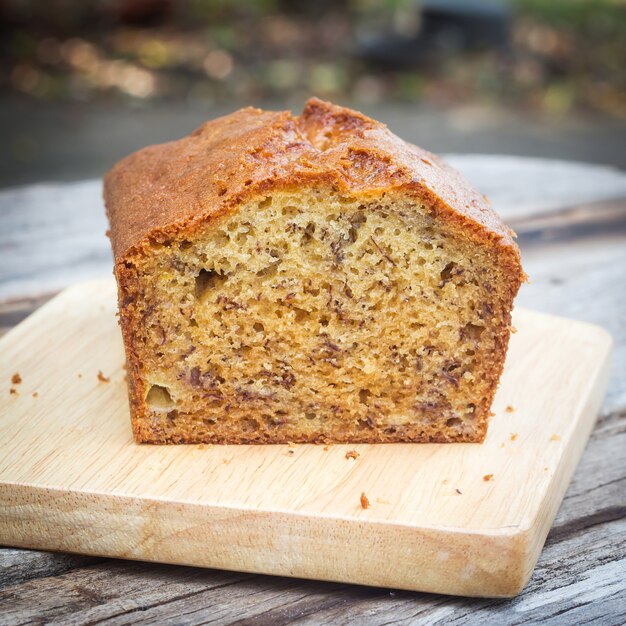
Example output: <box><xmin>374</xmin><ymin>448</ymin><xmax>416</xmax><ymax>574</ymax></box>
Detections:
<box><xmin>2</xmin><ymin>0</ymin><xmax>625</xmax><ymax>187</ymax></box>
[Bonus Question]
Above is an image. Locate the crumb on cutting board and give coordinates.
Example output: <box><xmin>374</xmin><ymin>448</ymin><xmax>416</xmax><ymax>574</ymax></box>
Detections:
<box><xmin>11</xmin><ymin>373</ymin><xmax>22</xmax><ymax>385</ymax></box>
<box><xmin>550</xmin><ymin>434</ymin><xmax>561</xmax><ymax>442</ymax></box>
<box><xmin>97</xmin><ymin>370</ymin><xmax>110</xmax><ymax>383</ymax></box>
<box><xmin>32</xmin><ymin>392</ymin><xmax>38</xmax><ymax>398</ymax></box>
<box><xmin>483</xmin><ymin>474</ymin><xmax>494</xmax><ymax>482</ymax></box>
<box><xmin>323</xmin><ymin>445</ymin><xmax>330</xmax><ymax>452</ymax></box>
<box><xmin>345</xmin><ymin>450</ymin><xmax>359</xmax><ymax>460</ymax></box>
<box><xmin>455</xmin><ymin>488</ymin><xmax>462</xmax><ymax>495</ymax></box>
<box><xmin>360</xmin><ymin>492</ymin><xmax>370</xmax><ymax>509</ymax></box>
<box><xmin>505</xmin><ymin>405</ymin><xmax>515</xmax><ymax>413</ymax></box>
<box><xmin>510</xmin><ymin>433</ymin><xmax>518</xmax><ymax>441</ymax></box>
<box><xmin>9</xmin><ymin>388</ymin><xmax>18</xmax><ymax>396</ymax></box>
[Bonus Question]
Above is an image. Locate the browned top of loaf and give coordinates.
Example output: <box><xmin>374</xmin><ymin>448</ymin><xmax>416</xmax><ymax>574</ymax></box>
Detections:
<box><xmin>104</xmin><ymin>98</ymin><xmax>521</xmax><ymax>265</ymax></box>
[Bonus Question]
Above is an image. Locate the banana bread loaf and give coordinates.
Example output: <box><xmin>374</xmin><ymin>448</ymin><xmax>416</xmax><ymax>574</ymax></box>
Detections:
<box><xmin>104</xmin><ymin>98</ymin><xmax>524</xmax><ymax>444</ymax></box>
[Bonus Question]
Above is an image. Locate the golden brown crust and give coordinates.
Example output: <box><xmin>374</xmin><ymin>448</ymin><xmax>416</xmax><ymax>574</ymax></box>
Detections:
<box><xmin>104</xmin><ymin>98</ymin><xmax>520</xmax><ymax>268</ymax></box>
<box><xmin>132</xmin><ymin>425</ymin><xmax>488</xmax><ymax>445</ymax></box>
<box><xmin>104</xmin><ymin>98</ymin><xmax>524</xmax><ymax>445</ymax></box>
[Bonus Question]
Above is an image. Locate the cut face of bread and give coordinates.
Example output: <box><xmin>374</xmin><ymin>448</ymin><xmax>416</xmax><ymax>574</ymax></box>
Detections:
<box><xmin>106</xmin><ymin>98</ymin><xmax>523</xmax><ymax>443</ymax></box>
<box><xmin>120</xmin><ymin>188</ymin><xmax>515</xmax><ymax>443</ymax></box>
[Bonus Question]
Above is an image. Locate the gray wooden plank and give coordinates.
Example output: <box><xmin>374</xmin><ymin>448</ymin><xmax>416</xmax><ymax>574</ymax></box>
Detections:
<box><xmin>0</xmin><ymin>293</ymin><xmax>53</xmax><ymax>337</ymax></box>
<box><xmin>0</xmin><ymin>180</ymin><xmax>112</xmax><ymax>301</ymax></box>
<box><xmin>0</xmin><ymin>564</ymin><xmax>254</xmax><ymax>626</ymax></box>
<box><xmin>0</xmin><ymin>549</ymin><xmax>101</xmax><ymax>589</ymax></box>
<box><xmin>445</xmin><ymin>155</ymin><xmax>626</xmax><ymax>220</ymax></box>
<box><xmin>517</xmin><ymin>234</ymin><xmax>626</xmax><ymax>413</ymax></box>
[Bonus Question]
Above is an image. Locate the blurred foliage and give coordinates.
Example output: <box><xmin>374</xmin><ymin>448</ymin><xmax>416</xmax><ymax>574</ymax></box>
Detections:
<box><xmin>514</xmin><ymin>0</ymin><xmax>626</xmax><ymax>116</ymax></box>
<box><xmin>1</xmin><ymin>0</ymin><xmax>624</xmax><ymax>118</ymax></box>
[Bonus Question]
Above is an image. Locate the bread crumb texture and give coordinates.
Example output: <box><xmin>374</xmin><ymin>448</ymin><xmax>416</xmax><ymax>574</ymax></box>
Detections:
<box><xmin>121</xmin><ymin>190</ymin><xmax>515</xmax><ymax>444</ymax></box>
<box><xmin>360</xmin><ymin>492</ymin><xmax>370</xmax><ymax>509</ymax></box>
<box><xmin>105</xmin><ymin>99</ymin><xmax>523</xmax><ymax>444</ymax></box>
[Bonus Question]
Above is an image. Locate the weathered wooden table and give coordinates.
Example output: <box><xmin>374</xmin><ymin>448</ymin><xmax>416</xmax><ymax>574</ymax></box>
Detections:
<box><xmin>1</xmin><ymin>156</ymin><xmax>625</xmax><ymax>624</ymax></box>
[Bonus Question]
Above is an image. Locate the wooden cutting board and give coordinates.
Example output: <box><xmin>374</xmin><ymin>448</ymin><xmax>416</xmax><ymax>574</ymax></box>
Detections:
<box><xmin>0</xmin><ymin>280</ymin><xmax>611</xmax><ymax>598</ymax></box>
